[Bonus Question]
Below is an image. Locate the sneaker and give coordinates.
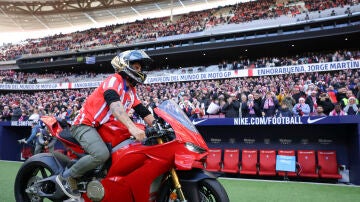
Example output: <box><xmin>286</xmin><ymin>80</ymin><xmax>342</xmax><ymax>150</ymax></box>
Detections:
<box><xmin>56</xmin><ymin>174</ymin><xmax>81</xmax><ymax>199</ymax></box>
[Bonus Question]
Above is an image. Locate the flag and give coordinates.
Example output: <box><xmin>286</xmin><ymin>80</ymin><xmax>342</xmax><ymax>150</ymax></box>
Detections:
<box><xmin>85</xmin><ymin>56</ymin><xmax>96</xmax><ymax>64</ymax></box>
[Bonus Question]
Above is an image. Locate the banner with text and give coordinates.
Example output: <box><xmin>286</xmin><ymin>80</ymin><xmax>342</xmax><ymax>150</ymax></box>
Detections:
<box><xmin>0</xmin><ymin>60</ymin><xmax>358</xmax><ymax>90</ymax></box>
<box><xmin>144</xmin><ymin>60</ymin><xmax>360</xmax><ymax>84</ymax></box>
<box><xmin>192</xmin><ymin>115</ymin><xmax>360</xmax><ymax>126</ymax></box>
<box><xmin>145</xmin><ymin>70</ymin><xmax>248</xmax><ymax>84</ymax></box>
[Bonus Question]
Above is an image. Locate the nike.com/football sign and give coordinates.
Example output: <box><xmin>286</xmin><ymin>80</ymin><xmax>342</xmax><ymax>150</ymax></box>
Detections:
<box><xmin>190</xmin><ymin>116</ymin><xmax>360</xmax><ymax>126</ymax></box>
<box><xmin>234</xmin><ymin>117</ymin><xmax>302</xmax><ymax>125</ymax></box>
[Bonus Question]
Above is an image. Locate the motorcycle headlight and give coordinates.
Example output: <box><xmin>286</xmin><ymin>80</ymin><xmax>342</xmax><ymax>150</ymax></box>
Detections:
<box><xmin>184</xmin><ymin>142</ymin><xmax>206</xmax><ymax>154</ymax></box>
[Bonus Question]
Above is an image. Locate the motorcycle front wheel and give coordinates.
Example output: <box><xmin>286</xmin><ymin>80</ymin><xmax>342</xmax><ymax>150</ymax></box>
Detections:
<box><xmin>14</xmin><ymin>160</ymin><xmax>60</xmax><ymax>202</ymax></box>
<box><xmin>159</xmin><ymin>178</ymin><xmax>230</xmax><ymax>202</ymax></box>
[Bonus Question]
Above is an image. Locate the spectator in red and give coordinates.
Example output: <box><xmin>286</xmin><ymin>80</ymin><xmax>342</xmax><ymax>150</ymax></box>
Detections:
<box><xmin>326</xmin><ymin>85</ymin><xmax>338</xmax><ymax>104</ymax></box>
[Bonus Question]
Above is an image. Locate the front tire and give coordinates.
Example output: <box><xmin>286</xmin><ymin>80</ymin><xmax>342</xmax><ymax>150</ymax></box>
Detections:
<box><xmin>159</xmin><ymin>178</ymin><xmax>229</xmax><ymax>202</ymax></box>
<box><xmin>198</xmin><ymin>179</ymin><xmax>229</xmax><ymax>202</ymax></box>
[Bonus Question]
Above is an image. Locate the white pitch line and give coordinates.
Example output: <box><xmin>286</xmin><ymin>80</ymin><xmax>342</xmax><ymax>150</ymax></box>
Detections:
<box><xmin>219</xmin><ymin>177</ymin><xmax>360</xmax><ymax>188</ymax></box>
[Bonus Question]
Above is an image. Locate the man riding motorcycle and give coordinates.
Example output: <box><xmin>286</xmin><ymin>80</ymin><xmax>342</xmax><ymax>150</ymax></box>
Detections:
<box><xmin>56</xmin><ymin>50</ymin><xmax>156</xmax><ymax>199</ymax></box>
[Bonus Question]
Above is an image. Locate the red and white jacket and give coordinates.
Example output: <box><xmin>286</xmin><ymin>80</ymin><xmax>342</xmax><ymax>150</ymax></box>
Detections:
<box><xmin>73</xmin><ymin>73</ymin><xmax>141</xmax><ymax>127</ymax></box>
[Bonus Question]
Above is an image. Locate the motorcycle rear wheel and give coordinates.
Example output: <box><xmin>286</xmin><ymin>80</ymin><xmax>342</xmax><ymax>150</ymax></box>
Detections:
<box><xmin>160</xmin><ymin>178</ymin><xmax>229</xmax><ymax>202</ymax></box>
<box><xmin>14</xmin><ymin>161</ymin><xmax>60</xmax><ymax>202</ymax></box>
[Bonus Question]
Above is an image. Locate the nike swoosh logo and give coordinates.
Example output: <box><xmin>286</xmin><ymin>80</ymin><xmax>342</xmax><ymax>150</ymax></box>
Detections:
<box><xmin>192</xmin><ymin>119</ymin><xmax>207</xmax><ymax>125</ymax></box>
<box><xmin>307</xmin><ymin>117</ymin><xmax>326</xmax><ymax>124</ymax></box>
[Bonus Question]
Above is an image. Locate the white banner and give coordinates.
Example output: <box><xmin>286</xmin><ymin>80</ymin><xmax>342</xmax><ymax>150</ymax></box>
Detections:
<box><xmin>71</xmin><ymin>81</ymin><xmax>102</xmax><ymax>89</ymax></box>
<box><xmin>145</xmin><ymin>70</ymin><xmax>248</xmax><ymax>84</ymax></box>
<box><xmin>0</xmin><ymin>60</ymin><xmax>359</xmax><ymax>89</ymax></box>
<box><xmin>252</xmin><ymin>60</ymin><xmax>360</xmax><ymax>77</ymax></box>
<box><xmin>145</xmin><ymin>60</ymin><xmax>360</xmax><ymax>84</ymax></box>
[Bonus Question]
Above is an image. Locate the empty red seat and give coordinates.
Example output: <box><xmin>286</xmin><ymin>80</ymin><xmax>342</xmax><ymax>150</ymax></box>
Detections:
<box><xmin>317</xmin><ymin>151</ymin><xmax>342</xmax><ymax>179</ymax></box>
<box><xmin>205</xmin><ymin>148</ymin><xmax>222</xmax><ymax>172</ymax></box>
<box><xmin>297</xmin><ymin>150</ymin><xmax>318</xmax><ymax>178</ymax></box>
<box><xmin>240</xmin><ymin>149</ymin><xmax>258</xmax><ymax>175</ymax></box>
<box><xmin>277</xmin><ymin>150</ymin><xmax>297</xmax><ymax>177</ymax></box>
<box><xmin>259</xmin><ymin>150</ymin><xmax>276</xmax><ymax>176</ymax></box>
<box><xmin>221</xmin><ymin>149</ymin><xmax>240</xmax><ymax>173</ymax></box>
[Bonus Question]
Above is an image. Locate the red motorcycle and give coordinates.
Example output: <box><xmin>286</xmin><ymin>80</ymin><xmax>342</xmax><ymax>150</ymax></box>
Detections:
<box><xmin>14</xmin><ymin>100</ymin><xmax>229</xmax><ymax>202</ymax></box>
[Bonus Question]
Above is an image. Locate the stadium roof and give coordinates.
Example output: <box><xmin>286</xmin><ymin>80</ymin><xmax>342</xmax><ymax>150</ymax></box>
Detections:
<box><xmin>0</xmin><ymin>0</ymin><xmax>238</xmax><ymax>35</ymax></box>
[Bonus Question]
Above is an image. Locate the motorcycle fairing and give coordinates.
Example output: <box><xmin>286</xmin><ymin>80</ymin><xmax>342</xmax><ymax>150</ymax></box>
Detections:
<box><xmin>154</xmin><ymin>107</ymin><xmax>208</xmax><ymax>151</ymax></box>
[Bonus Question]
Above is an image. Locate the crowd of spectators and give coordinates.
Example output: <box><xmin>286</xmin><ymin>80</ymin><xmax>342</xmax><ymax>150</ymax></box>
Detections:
<box><xmin>303</xmin><ymin>0</ymin><xmax>356</xmax><ymax>12</ymax></box>
<box><xmin>1</xmin><ymin>0</ymin><xmax>357</xmax><ymax>61</ymax></box>
<box><xmin>138</xmin><ymin>68</ymin><xmax>360</xmax><ymax>119</ymax></box>
<box><xmin>0</xmin><ymin>70</ymin><xmax>100</xmax><ymax>84</ymax></box>
<box><xmin>1</xmin><ymin>66</ymin><xmax>359</xmax><ymax>123</ymax></box>
<box><xmin>0</xmin><ymin>89</ymin><xmax>89</xmax><ymax>122</ymax></box>
<box><xmin>221</xmin><ymin>49</ymin><xmax>359</xmax><ymax>70</ymax></box>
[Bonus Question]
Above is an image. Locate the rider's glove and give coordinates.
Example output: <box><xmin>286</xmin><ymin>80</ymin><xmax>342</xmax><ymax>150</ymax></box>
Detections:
<box><xmin>145</xmin><ymin>126</ymin><xmax>157</xmax><ymax>137</ymax></box>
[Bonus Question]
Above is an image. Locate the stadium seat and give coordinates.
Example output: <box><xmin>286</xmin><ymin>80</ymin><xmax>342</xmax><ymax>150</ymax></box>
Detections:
<box><xmin>259</xmin><ymin>150</ymin><xmax>276</xmax><ymax>176</ymax></box>
<box><xmin>221</xmin><ymin>149</ymin><xmax>240</xmax><ymax>173</ymax></box>
<box><xmin>317</xmin><ymin>150</ymin><xmax>342</xmax><ymax>179</ymax></box>
<box><xmin>205</xmin><ymin>148</ymin><xmax>222</xmax><ymax>172</ymax></box>
<box><xmin>297</xmin><ymin>150</ymin><xmax>318</xmax><ymax>178</ymax></box>
<box><xmin>239</xmin><ymin>149</ymin><xmax>258</xmax><ymax>175</ymax></box>
<box><xmin>277</xmin><ymin>150</ymin><xmax>297</xmax><ymax>177</ymax></box>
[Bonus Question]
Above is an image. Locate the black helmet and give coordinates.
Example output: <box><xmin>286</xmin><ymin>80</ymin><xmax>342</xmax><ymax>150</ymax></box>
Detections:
<box><xmin>111</xmin><ymin>50</ymin><xmax>152</xmax><ymax>86</ymax></box>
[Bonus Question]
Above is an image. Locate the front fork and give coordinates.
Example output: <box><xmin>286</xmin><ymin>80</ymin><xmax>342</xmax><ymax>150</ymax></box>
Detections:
<box><xmin>157</xmin><ymin>138</ymin><xmax>187</xmax><ymax>202</ymax></box>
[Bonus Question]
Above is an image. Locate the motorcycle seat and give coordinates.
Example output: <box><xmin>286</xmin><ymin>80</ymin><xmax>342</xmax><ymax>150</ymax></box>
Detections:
<box><xmin>58</xmin><ymin>125</ymin><xmax>81</xmax><ymax>146</ymax></box>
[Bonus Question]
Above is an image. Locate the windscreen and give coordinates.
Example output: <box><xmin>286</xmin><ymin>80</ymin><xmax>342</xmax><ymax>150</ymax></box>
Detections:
<box><xmin>157</xmin><ymin>100</ymin><xmax>198</xmax><ymax>133</ymax></box>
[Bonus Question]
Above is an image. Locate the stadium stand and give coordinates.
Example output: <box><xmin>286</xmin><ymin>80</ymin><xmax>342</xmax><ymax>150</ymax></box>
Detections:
<box><xmin>1</xmin><ymin>1</ymin><xmax>359</xmax><ymax>61</ymax></box>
